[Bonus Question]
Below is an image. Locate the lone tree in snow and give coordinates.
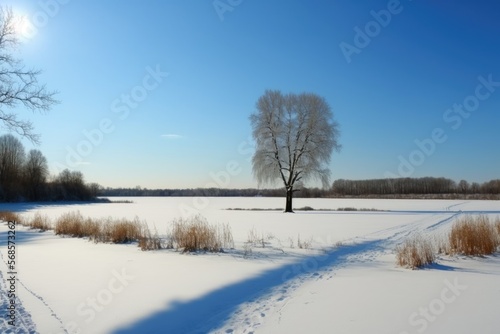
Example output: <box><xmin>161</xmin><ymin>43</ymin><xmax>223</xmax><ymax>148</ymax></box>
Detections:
<box><xmin>250</xmin><ymin>90</ymin><xmax>341</xmax><ymax>213</ymax></box>
<box><xmin>0</xmin><ymin>7</ymin><xmax>57</xmax><ymax>144</ymax></box>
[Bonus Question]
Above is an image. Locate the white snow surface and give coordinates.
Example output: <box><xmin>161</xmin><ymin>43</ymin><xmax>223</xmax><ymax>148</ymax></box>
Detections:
<box><xmin>0</xmin><ymin>197</ymin><xmax>499</xmax><ymax>334</ymax></box>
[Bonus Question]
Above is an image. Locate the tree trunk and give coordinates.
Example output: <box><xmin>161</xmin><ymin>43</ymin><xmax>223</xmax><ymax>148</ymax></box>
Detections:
<box><xmin>285</xmin><ymin>187</ymin><xmax>294</xmax><ymax>213</ymax></box>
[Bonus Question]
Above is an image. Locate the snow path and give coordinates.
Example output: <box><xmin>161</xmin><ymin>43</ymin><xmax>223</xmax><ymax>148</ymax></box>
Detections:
<box><xmin>211</xmin><ymin>204</ymin><xmax>491</xmax><ymax>334</ymax></box>
<box><xmin>0</xmin><ymin>225</ymin><xmax>68</xmax><ymax>334</ymax></box>
<box><xmin>117</xmin><ymin>208</ymin><xmax>477</xmax><ymax>333</ymax></box>
<box><xmin>0</xmin><ymin>245</ymin><xmax>38</xmax><ymax>334</ymax></box>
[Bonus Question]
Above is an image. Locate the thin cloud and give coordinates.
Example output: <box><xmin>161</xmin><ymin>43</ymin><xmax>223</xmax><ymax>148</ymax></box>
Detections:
<box><xmin>161</xmin><ymin>134</ymin><xmax>184</xmax><ymax>139</ymax></box>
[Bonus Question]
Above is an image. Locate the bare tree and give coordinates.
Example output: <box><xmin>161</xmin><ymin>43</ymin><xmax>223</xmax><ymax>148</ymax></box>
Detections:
<box><xmin>458</xmin><ymin>179</ymin><xmax>469</xmax><ymax>196</ymax></box>
<box><xmin>54</xmin><ymin>169</ymin><xmax>92</xmax><ymax>200</ymax></box>
<box><xmin>250</xmin><ymin>90</ymin><xmax>341</xmax><ymax>212</ymax></box>
<box><xmin>0</xmin><ymin>134</ymin><xmax>25</xmax><ymax>200</ymax></box>
<box><xmin>23</xmin><ymin>149</ymin><xmax>48</xmax><ymax>200</ymax></box>
<box><xmin>88</xmin><ymin>182</ymin><xmax>102</xmax><ymax>198</ymax></box>
<box><xmin>470</xmin><ymin>182</ymin><xmax>480</xmax><ymax>194</ymax></box>
<box><xmin>0</xmin><ymin>7</ymin><xmax>57</xmax><ymax>144</ymax></box>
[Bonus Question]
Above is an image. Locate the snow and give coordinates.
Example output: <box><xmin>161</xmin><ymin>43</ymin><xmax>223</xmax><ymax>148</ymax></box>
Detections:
<box><xmin>1</xmin><ymin>197</ymin><xmax>500</xmax><ymax>334</ymax></box>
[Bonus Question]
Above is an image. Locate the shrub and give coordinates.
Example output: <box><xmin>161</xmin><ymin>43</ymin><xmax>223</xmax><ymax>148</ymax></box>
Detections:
<box><xmin>297</xmin><ymin>206</ymin><xmax>314</xmax><ymax>211</ymax></box>
<box><xmin>449</xmin><ymin>216</ymin><xmax>499</xmax><ymax>256</ymax></box>
<box><xmin>170</xmin><ymin>215</ymin><xmax>233</xmax><ymax>253</ymax></box>
<box><xmin>396</xmin><ymin>235</ymin><xmax>435</xmax><ymax>269</ymax></box>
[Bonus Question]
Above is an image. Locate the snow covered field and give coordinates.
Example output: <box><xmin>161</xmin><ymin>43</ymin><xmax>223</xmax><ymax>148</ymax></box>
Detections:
<box><xmin>1</xmin><ymin>197</ymin><xmax>500</xmax><ymax>334</ymax></box>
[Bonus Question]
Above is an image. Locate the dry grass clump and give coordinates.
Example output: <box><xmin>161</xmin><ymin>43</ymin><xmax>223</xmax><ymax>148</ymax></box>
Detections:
<box><xmin>82</xmin><ymin>219</ymin><xmax>102</xmax><ymax>242</ymax></box>
<box><xmin>170</xmin><ymin>215</ymin><xmax>234</xmax><ymax>253</ymax></box>
<box><xmin>138</xmin><ymin>224</ymin><xmax>163</xmax><ymax>251</ymax></box>
<box><xmin>0</xmin><ymin>208</ymin><xmax>162</xmax><ymax>250</ymax></box>
<box><xmin>397</xmin><ymin>215</ymin><xmax>500</xmax><ymax>269</ymax></box>
<box><xmin>219</xmin><ymin>222</ymin><xmax>234</xmax><ymax>249</ymax></box>
<box><xmin>55</xmin><ymin>211</ymin><xmax>142</xmax><ymax>244</ymax></box>
<box><xmin>54</xmin><ymin>211</ymin><xmax>85</xmax><ymax>236</ymax></box>
<box><xmin>0</xmin><ymin>211</ymin><xmax>21</xmax><ymax>223</ymax></box>
<box><xmin>247</xmin><ymin>226</ymin><xmax>261</xmax><ymax>245</ymax></box>
<box><xmin>28</xmin><ymin>212</ymin><xmax>52</xmax><ymax>231</ymax></box>
<box><xmin>396</xmin><ymin>235</ymin><xmax>436</xmax><ymax>269</ymax></box>
<box><xmin>107</xmin><ymin>219</ymin><xmax>141</xmax><ymax>244</ymax></box>
<box><xmin>448</xmin><ymin>216</ymin><xmax>499</xmax><ymax>256</ymax></box>
<box><xmin>297</xmin><ymin>234</ymin><xmax>313</xmax><ymax>249</ymax></box>
<box><xmin>246</xmin><ymin>227</ymin><xmax>273</xmax><ymax>248</ymax></box>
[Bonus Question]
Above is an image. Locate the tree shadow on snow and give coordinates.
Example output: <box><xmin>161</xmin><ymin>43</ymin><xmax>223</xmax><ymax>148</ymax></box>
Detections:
<box><xmin>0</xmin><ymin>201</ymin><xmax>106</xmax><ymax>213</ymax></box>
<box><xmin>0</xmin><ymin>229</ymin><xmax>47</xmax><ymax>247</ymax></box>
<box><xmin>113</xmin><ymin>239</ymin><xmax>384</xmax><ymax>334</ymax></box>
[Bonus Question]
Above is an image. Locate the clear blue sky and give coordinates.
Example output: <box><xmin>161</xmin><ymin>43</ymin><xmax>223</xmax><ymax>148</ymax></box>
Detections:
<box><xmin>4</xmin><ymin>0</ymin><xmax>500</xmax><ymax>189</ymax></box>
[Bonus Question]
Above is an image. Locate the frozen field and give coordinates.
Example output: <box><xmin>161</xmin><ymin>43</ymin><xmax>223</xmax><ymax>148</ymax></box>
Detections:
<box><xmin>1</xmin><ymin>197</ymin><xmax>500</xmax><ymax>334</ymax></box>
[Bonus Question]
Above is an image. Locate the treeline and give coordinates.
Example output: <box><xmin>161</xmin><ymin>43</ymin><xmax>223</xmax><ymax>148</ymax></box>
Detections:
<box><xmin>0</xmin><ymin>134</ymin><xmax>100</xmax><ymax>202</ymax></box>
<box><xmin>101</xmin><ymin>177</ymin><xmax>500</xmax><ymax>199</ymax></box>
<box><xmin>332</xmin><ymin>177</ymin><xmax>500</xmax><ymax>196</ymax></box>
<box><xmin>101</xmin><ymin>187</ymin><xmax>329</xmax><ymax>198</ymax></box>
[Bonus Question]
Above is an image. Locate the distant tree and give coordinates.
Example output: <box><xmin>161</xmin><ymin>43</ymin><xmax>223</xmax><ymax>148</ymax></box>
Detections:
<box><xmin>23</xmin><ymin>149</ymin><xmax>48</xmax><ymax>200</ymax></box>
<box><xmin>458</xmin><ymin>180</ymin><xmax>469</xmax><ymax>195</ymax></box>
<box><xmin>470</xmin><ymin>182</ymin><xmax>481</xmax><ymax>194</ymax></box>
<box><xmin>0</xmin><ymin>134</ymin><xmax>25</xmax><ymax>200</ymax></box>
<box><xmin>250</xmin><ymin>90</ymin><xmax>341</xmax><ymax>212</ymax></box>
<box><xmin>0</xmin><ymin>7</ymin><xmax>57</xmax><ymax>143</ymax></box>
<box><xmin>53</xmin><ymin>169</ymin><xmax>91</xmax><ymax>200</ymax></box>
<box><xmin>481</xmin><ymin>179</ymin><xmax>500</xmax><ymax>195</ymax></box>
<box><xmin>88</xmin><ymin>182</ymin><xmax>102</xmax><ymax>198</ymax></box>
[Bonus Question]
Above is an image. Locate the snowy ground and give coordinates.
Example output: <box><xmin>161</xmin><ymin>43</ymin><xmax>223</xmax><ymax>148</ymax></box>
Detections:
<box><xmin>0</xmin><ymin>197</ymin><xmax>499</xmax><ymax>334</ymax></box>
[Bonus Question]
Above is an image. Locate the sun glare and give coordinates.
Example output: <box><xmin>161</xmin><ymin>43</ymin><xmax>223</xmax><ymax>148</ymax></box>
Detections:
<box><xmin>11</xmin><ymin>10</ymin><xmax>35</xmax><ymax>40</ymax></box>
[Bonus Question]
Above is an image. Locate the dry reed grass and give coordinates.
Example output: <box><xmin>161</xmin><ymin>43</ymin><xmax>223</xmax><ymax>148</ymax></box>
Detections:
<box><xmin>170</xmin><ymin>215</ymin><xmax>233</xmax><ymax>253</ymax></box>
<box><xmin>28</xmin><ymin>212</ymin><xmax>52</xmax><ymax>231</ymax></box>
<box><xmin>0</xmin><ymin>211</ymin><xmax>21</xmax><ymax>223</ymax></box>
<box><xmin>448</xmin><ymin>215</ymin><xmax>499</xmax><ymax>256</ymax></box>
<box><xmin>54</xmin><ymin>211</ymin><xmax>142</xmax><ymax>244</ymax></box>
<box><xmin>396</xmin><ymin>235</ymin><xmax>436</xmax><ymax>269</ymax></box>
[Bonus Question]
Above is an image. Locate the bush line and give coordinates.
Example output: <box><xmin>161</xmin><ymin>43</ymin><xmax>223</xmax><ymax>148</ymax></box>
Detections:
<box><xmin>396</xmin><ymin>215</ymin><xmax>500</xmax><ymax>269</ymax></box>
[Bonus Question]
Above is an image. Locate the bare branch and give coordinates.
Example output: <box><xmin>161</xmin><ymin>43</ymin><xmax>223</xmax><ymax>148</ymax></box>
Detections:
<box><xmin>0</xmin><ymin>6</ymin><xmax>58</xmax><ymax>143</ymax></box>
